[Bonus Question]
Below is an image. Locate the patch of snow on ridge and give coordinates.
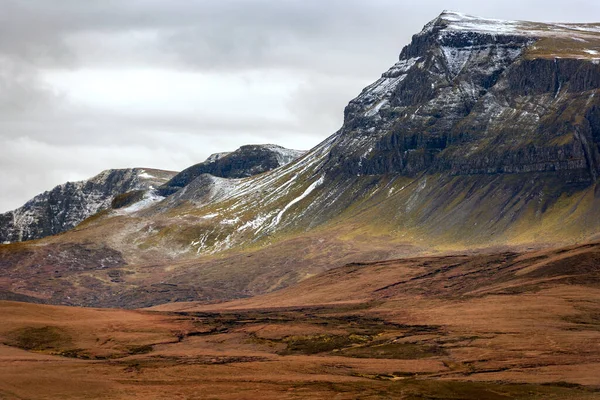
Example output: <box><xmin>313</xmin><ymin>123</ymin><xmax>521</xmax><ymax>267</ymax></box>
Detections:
<box><xmin>118</xmin><ymin>191</ymin><xmax>165</xmax><ymax>214</ymax></box>
<box><xmin>138</xmin><ymin>170</ymin><xmax>156</xmax><ymax>179</ymax></box>
<box><xmin>270</xmin><ymin>175</ymin><xmax>325</xmax><ymax>228</ymax></box>
<box><xmin>436</xmin><ymin>11</ymin><xmax>600</xmax><ymax>40</ymax></box>
<box><xmin>204</xmin><ymin>175</ymin><xmax>243</xmax><ymax>202</ymax></box>
<box><xmin>440</xmin><ymin>11</ymin><xmax>519</xmax><ymax>35</ymax></box>
<box><xmin>261</xmin><ymin>144</ymin><xmax>306</xmax><ymax>166</ymax></box>
<box><xmin>554</xmin><ymin>24</ymin><xmax>600</xmax><ymax>34</ymax></box>
<box><xmin>205</xmin><ymin>152</ymin><xmax>231</xmax><ymax>163</ymax></box>
<box><xmin>218</xmin><ymin>133</ymin><xmax>334</xmax><ymax>204</ymax></box>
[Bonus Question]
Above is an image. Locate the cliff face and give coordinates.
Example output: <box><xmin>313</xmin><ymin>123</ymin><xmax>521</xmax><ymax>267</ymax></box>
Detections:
<box><xmin>0</xmin><ymin>168</ymin><xmax>175</xmax><ymax>243</ymax></box>
<box><xmin>159</xmin><ymin>145</ymin><xmax>305</xmax><ymax>195</ymax></box>
<box><xmin>106</xmin><ymin>11</ymin><xmax>600</xmax><ymax>250</ymax></box>
<box><xmin>324</xmin><ymin>12</ymin><xmax>600</xmax><ymax>183</ymax></box>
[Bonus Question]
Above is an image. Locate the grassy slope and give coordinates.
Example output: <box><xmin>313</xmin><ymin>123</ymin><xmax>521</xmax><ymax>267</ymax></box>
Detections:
<box><xmin>1</xmin><ymin>170</ymin><xmax>599</xmax><ymax>307</ymax></box>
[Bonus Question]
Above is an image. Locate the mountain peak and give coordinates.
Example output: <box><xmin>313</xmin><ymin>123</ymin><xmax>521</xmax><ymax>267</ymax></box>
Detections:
<box><xmin>425</xmin><ymin>11</ymin><xmax>515</xmax><ymax>33</ymax></box>
<box><xmin>423</xmin><ymin>10</ymin><xmax>600</xmax><ymax>40</ymax></box>
<box><xmin>2</xmin><ymin>13</ymin><xmax>600</xmax><ymax>309</ymax></box>
<box><xmin>158</xmin><ymin>144</ymin><xmax>305</xmax><ymax>196</ymax></box>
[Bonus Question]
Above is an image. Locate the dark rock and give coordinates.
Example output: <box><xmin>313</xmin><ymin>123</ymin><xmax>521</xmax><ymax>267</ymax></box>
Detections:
<box><xmin>0</xmin><ymin>168</ymin><xmax>175</xmax><ymax>243</ymax></box>
<box><xmin>158</xmin><ymin>145</ymin><xmax>304</xmax><ymax>195</ymax></box>
<box><xmin>321</xmin><ymin>12</ymin><xmax>600</xmax><ymax>185</ymax></box>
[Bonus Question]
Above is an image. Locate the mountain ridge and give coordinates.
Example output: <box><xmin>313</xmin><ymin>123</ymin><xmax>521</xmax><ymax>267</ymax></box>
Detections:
<box><xmin>0</xmin><ymin>144</ymin><xmax>304</xmax><ymax>244</ymax></box>
<box><xmin>158</xmin><ymin>144</ymin><xmax>305</xmax><ymax>196</ymax></box>
<box><xmin>0</xmin><ymin>168</ymin><xmax>176</xmax><ymax>244</ymax></box>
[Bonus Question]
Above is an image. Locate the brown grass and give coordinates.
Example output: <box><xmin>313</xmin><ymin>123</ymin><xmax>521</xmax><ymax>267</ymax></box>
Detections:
<box><xmin>2</xmin><ymin>243</ymin><xmax>600</xmax><ymax>398</ymax></box>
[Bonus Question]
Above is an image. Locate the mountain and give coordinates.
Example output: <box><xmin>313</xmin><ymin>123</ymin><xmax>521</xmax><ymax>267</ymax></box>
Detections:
<box><xmin>0</xmin><ymin>145</ymin><xmax>304</xmax><ymax>244</ymax></box>
<box><xmin>330</xmin><ymin>11</ymin><xmax>600</xmax><ymax>181</ymax></box>
<box><xmin>0</xmin><ymin>168</ymin><xmax>176</xmax><ymax>243</ymax></box>
<box><xmin>158</xmin><ymin>144</ymin><xmax>305</xmax><ymax>195</ymax></box>
<box><xmin>127</xmin><ymin>10</ymin><xmax>600</xmax><ymax>252</ymax></box>
<box><xmin>1</xmin><ymin>11</ymin><xmax>600</xmax><ymax>308</ymax></box>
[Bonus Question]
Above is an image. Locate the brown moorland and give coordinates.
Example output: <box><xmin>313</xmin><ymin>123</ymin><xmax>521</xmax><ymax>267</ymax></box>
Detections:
<box><xmin>1</xmin><ymin>242</ymin><xmax>600</xmax><ymax>399</ymax></box>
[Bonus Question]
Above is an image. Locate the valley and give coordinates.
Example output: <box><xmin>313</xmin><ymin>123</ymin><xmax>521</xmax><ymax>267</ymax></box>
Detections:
<box><xmin>1</xmin><ymin>242</ymin><xmax>600</xmax><ymax>398</ymax></box>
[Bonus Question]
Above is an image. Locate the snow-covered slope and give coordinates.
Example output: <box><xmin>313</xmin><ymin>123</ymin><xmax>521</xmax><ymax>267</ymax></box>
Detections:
<box><xmin>0</xmin><ymin>144</ymin><xmax>305</xmax><ymax>243</ymax></box>
<box><xmin>436</xmin><ymin>11</ymin><xmax>600</xmax><ymax>40</ymax></box>
<box><xmin>74</xmin><ymin>10</ymin><xmax>600</xmax><ymax>259</ymax></box>
<box><xmin>130</xmin><ymin>10</ymin><xmax>600</xmax><ymax>255</ymax></box>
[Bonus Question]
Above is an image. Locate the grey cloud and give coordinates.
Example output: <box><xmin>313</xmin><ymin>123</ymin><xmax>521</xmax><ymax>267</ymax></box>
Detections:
<box><xmin>2</xmin><ymin>1</ymin><xmax>600</xmax><ymax>70</ymax></box>
<box><xmin>4</xmin><ymin>1</ymin><xmax>600</xmax><ymax>73</ymax></box>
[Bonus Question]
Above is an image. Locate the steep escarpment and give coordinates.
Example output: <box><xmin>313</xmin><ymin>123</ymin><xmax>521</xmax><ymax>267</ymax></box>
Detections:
<box><xmin>0</xmin><ymin>168</ymin><xmax>175</xmax><ymax>243</ymax></box>
<box><xmin>116</xmin><ymin>12</ymin><xmax>600</xmax><ymax>272</ymax></box>
<box><xmin>158</xmin><ymin>144</ymin><xmax>304</xmax><ymax>195</ymax></box>
<box><xmin>324</xmin><ymin>12</ymin><xmax>600</xmax><ymax>182</ymax></box>
<box><xmin>141</xmin><ymin>12</ymin><xmax>600</xmax><ymax>247</ymax></box>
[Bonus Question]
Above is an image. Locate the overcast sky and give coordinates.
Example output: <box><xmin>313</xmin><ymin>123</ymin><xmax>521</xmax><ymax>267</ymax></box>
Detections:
<box><xmin>1</xmin><ymin>0</ymin><xmax>599</xmax><ymax>212</ymax></box>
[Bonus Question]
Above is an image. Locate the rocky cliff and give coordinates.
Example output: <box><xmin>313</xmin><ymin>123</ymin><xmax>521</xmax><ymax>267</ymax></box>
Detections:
<box><xmin>158</xmin><ymin>145</ymin><xmax>305</xmax><ymax>195</ymax></box>
<box><xmin>142</xmin><ymin>11</ymin><xmax>600</xmax><ymax>247</ymax></box>
<box><xmin>0</xmin><ymin>168</ymin><xmax>175</xmax><ymax>243</ymax></box>
<box><xmin>325</xmin><ymin>11</ymin><xmax>600</xmax><ymax>183</ymax></box>
<box><xmin>2</xmin><ymin>12</ymin><xmax>600</xmax><ymax>308</ymax></box>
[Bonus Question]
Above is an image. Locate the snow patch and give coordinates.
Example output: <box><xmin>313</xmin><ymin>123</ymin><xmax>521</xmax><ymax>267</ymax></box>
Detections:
<box><xmin>220</xmin><ymin>217</ymin><xmax>240</xmax><ymax>225</ymax></box>
<box><xmin>138</xmin><ymin>171</ymin><xmax>155</xmax><ymax>179</ymax></box>
<box><xmin>201</xmin><ymin>213</ymin><xmax>219</xmax><ymax>219</ymax></box>
<box><xmin>431</xmin><ymin>11</ymin><xmax>600</xmax><ymax>41</ymax></box>
<box><xmin>205</xmin><ymin>152</ymin><xmax>231</xmax><ymax>163</ymax></box>
<box><xmin>441</xmin><ymin>46</ymin><xmax>471</xmax><ymax>77</ymax></box>
<box><xmin>118</xmin><ymin>191</ymin><xmax>165</xmax><ymax>214</ymax></box>
<box><xmin>260</xmin><ymin>144</ymin><xmax>306</xmax><ymax>166</ymax></box>
<box><xmin>270</xmin><ymin>175</ymin><xmax>325</xmax><ymax>228</ymax></box>
<box><xmin>365</xmin><ymin>100</ymin><xmax>388</xmax><ymax>117</ymax></box>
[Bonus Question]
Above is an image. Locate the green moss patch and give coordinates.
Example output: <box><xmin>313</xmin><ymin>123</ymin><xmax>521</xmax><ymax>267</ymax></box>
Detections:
<box><xmin>280</xmin><ymin>334</ymin><xmax>369</xmax><ymax>355</ymax></box>
<box><xmin>341</xmin><ymin>342</ymin><xmax>447</xmax><ymax>359</ymax></box>
<box><xmin>5</xmin><ymin>326</ymin><xmax>73</xmax><ymax>352</ymax></box>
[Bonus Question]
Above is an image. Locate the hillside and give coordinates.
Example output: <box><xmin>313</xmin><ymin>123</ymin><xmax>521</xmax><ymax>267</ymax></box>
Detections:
<box><xmin>1</xmin><ymin>11</ymin><xmax>600</xmax><ymax>307</ymax></box>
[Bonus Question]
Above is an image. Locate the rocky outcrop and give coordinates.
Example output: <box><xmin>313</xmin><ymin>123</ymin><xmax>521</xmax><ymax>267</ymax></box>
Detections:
<box><xmin>322</xmin><ymin>11</ymin><xmax>600</xmax><ymax>184</ymax></box>
<box><xmin>0</xmin><ymin>168</ymin><xmax>175</xmax><ymax>243</ymax></box>
<box><xmin>158</xmin><ymin>145</ymin><xmax>304</xmax><ymax>195</ymax></box>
